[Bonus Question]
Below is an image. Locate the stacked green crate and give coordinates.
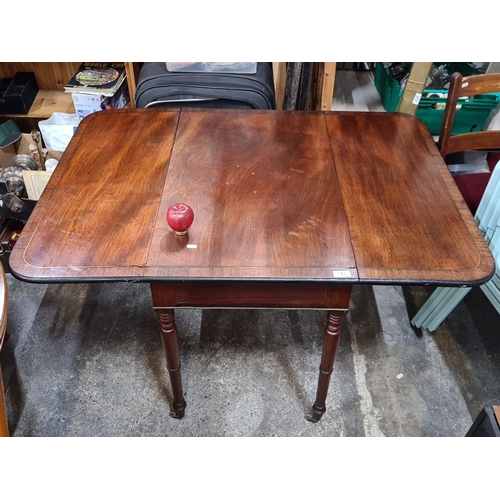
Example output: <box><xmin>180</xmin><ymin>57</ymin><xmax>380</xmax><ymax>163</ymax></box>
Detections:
<box><xmin>374</xmin><ymin>63</ymin><xmax>500</xmax><ymax>135</ymax></box>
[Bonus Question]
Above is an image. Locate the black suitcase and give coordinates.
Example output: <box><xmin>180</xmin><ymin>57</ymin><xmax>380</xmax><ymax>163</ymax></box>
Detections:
<box><xmin>135</xmin><ymin>62</ymin><xmax>275</xmax><ymax>110</ymax></box>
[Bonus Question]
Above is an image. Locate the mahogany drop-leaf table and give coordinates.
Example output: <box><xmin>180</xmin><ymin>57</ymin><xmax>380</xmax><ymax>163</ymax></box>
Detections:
<box><xmin>10</xmin><ymin>108</ymin><xmax>494</xmax><ymax>421</ymax></box>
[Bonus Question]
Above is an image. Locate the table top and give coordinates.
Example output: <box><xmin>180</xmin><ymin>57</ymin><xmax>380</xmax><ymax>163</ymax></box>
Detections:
<box><xmin>10</xmin><ymin>108</ymin><xmax>495</xmax><ymax>286</ymax></box>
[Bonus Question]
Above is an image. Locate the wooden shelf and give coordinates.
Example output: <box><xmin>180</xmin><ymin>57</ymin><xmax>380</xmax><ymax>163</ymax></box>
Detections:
<box><xmin>0</xmin><ymin>62</ymin><xmax>139</xmax><ymax>121</ymax></box>
<box><xmin>0</xmin><ymin>90</ymin><xmax>75</xmax><ymax>119</ymax></box>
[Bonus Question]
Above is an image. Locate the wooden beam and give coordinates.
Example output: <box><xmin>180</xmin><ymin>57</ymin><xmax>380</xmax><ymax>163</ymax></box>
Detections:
<box><xmin>272</xmin><ymin>62</ymin><xmax>287</xmax><ymax>111</ymax></box>
<box><xmin>320</xmin><ymin>63</ymin><xmax>337</xmax><ymax>111</ymax></box>
<box><xmin>125</xmin><ymin>62</ymin><xmax>141</xmax><ymax>108</ymax></box>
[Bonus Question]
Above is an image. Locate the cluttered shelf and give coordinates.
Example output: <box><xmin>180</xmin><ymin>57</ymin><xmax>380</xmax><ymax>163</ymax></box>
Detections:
<box><xmin>0</xmin><ymin>62</ymin><xmax>137</xmax><ymax>121</ymax></box>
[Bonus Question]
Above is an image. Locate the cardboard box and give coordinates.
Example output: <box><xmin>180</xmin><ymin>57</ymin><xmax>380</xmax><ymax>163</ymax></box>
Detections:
<box><xmin>72</xmin><ymin>93</ymin><xmax>102</xmax><ymax>121</ymax></box>
<box><xmin>0</xmin><ymin>131</ymin><xmax>62</xmax><ymax>220</ymax></box>
<box><xmin>71</xmin><ymin>77</ymin><xmax>130</xmax><ymax>122</ymax></box>
<box><xmin>0</xmin><ymin>131</ymin><xmax>62</xmax><ymax>170</ymax></box>
<box><xmin>397</xmin><ymin>62</ymin><xmax>433</xmax><ymax>116</ymax></box>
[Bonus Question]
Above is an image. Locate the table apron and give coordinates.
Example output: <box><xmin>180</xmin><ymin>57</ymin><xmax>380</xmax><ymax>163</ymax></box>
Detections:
<box><xmin>150</xmin><ymin>282</ymin><xmax>352</xmax><ymax>310</ymax></box>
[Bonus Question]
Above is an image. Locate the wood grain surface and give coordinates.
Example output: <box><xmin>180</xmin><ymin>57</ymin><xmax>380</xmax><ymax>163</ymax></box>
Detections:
<box><xmin>10</xmin><ymin>109</ymin><xmax>180</xmax><ymax>281</ymax></box>
<box><xmin>151</xmin><ymin>282</ymin><xmax>352</xmax><ymax>310</ymax></box>
<box><xmin>145</xmin><ymin>109</ymin><xmax>357</xmax><ymax>280</ymax></box>
<box><xmin>325</xmin><ymin>112</ymin><xmax>494</xmax><ymax>285</ymax></box>
<box><xmin>9</xmin><ymin>108</ymin><xmax>495</xmax><ymax>287</ymax></box>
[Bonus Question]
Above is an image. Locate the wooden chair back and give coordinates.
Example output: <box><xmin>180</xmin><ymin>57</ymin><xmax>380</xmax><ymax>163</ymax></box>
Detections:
<box><xmin>0</xmin><ymin>262</ymin><xmax>9</xmax><ymax>437</ymax></box>
<box><xmin>438</xmin><ymin>72</ymin><xmax>500</xmax><ymax>158</ymax></box>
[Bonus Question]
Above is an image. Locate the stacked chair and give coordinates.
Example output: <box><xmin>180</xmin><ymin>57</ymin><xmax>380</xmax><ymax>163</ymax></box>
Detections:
<box><xmin>411</xmin><ymin>71</ymin><xmax>500</xmax><ymax>331</ymax></box>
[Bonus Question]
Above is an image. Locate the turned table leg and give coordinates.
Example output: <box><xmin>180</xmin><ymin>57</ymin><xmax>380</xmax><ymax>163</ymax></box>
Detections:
<box><xmin>156</xmin><ymin>309</ymin><xmax>186</xmax><ymax>419</ymax></box>
<box><xmin>307</xmin><ymin>310</ymin><xmax>347</xmax><ymax>422</ymax></box>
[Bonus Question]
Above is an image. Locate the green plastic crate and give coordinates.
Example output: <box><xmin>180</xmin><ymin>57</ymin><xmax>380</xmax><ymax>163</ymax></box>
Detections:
<box><xmin>374</xmin><ymin>63</ymin><xmax>500</xmax><ymax>135</ymax></box>
<box><xmin>416</xmin><ymin>91</ymin><xmax>500</xmax><ymax>135</ymax></box>
<box><xmin>374</xmin><ymin>62</ymin><xmax>409</xmax><ymax>112</ymax></box>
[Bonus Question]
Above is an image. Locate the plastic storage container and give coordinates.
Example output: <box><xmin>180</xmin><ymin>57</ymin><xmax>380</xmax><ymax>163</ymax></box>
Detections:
<box><xmin>374</xmin><ymin>63</ymin><xmax>500</xmax><ymax>135</ymax></box>
<box><xmin>0</xmin><ymin>72</ymin><xmax>39</xmax><ymax>114</ymax></box>
<box><xmin>417</xmin><ymin>91</ymin><xmax>500</xmax><ymax>134</ymax></box>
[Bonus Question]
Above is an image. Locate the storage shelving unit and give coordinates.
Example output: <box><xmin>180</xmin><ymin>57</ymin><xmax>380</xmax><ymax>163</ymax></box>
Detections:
<box><xmin>0</xmin><ymin>62</ymin><xmax>139</xmax><ymax>128</ymax></box>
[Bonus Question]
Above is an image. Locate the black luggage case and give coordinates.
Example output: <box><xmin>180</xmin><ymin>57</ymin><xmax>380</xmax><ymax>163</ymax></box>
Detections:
<box><xmin>135</xmin><ymin>62</ymin><xmax>275</xmax><ymax>110</ymax></box>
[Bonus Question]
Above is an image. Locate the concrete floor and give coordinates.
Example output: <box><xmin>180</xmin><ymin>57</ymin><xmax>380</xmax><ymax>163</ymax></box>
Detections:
<box><xmin>2</xmin><ymin>278</ymin><xmax>500</xmax><ymax>437</ymax></box>
<box><xmin>1</xmin><ymin>69</ymin><xmax>499</xmax><ymax>437</ymax></box>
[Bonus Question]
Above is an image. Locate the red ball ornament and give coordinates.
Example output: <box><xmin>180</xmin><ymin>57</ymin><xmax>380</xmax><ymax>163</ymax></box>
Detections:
<box><xmin>166</xmin><ymin>203</ymin><xmax>194</xmax><ymax>236</ymax></box>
